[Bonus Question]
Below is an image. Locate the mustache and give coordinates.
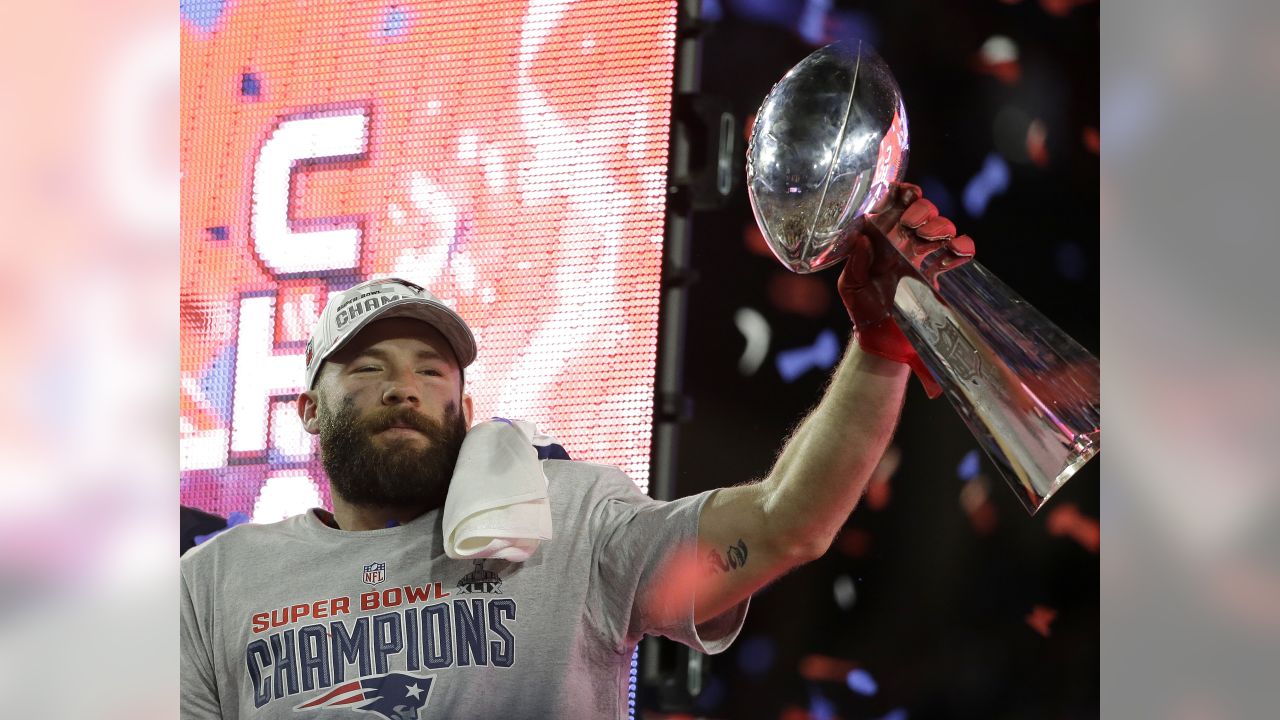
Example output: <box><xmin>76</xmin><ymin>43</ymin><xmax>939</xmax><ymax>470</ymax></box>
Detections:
<box><xmin>359</xmin><ymin>405</ymin><xmax>452</xmax><ymax>435</ymax></box>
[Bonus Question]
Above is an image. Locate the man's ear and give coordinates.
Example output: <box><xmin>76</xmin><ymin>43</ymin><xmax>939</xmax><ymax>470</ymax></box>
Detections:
<box><xmin>297</xmin><ymin>391</ymin><xmax>322</xmax><ymax>435</ymax></box>
<box><xmin>462</xmin><ymin>393</ymin><xmax>474</xmax><ymax>429</ymax></box>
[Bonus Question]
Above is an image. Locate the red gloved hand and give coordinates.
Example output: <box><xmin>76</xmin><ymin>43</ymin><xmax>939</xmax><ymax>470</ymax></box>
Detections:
<box><xmin>837</xmin><ymin>182</ymin><xmax>975</xmax><ymax>399</ymax></box>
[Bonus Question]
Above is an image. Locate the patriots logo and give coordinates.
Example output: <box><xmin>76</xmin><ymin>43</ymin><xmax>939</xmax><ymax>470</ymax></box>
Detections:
<box><xmin>294</xmin><ymin>672</ymin><xmax>434</xmax><ymax>719</ymax></box>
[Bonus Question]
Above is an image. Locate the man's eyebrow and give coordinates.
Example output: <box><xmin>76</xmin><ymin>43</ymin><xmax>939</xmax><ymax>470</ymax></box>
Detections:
<box><xmin>349</xmin><ymin>347</ymin><xmax>448</xmax><ymax>362</ymax></box>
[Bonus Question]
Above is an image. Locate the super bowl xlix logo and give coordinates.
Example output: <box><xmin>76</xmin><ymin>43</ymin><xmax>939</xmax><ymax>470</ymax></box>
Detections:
<box><xmin>364</xmin><ymin>562</ymin><xmax>386</xmax><ymax>586</ymax></box>
<box><xmin>456</xmin><ymin>560</ymin><xmax>502</xmax><ymax>594</ymax></box>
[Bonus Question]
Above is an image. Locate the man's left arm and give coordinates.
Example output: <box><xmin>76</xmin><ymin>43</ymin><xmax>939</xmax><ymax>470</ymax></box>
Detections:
<box><xmin>683</xmin><ymin>184</ymin><xmax>969</xmax><ymax>625</ymax></box>
<box><xmin>690</xmin><ymin>343</ymin><xmax>908</xmax><ymax>623</ymax></box>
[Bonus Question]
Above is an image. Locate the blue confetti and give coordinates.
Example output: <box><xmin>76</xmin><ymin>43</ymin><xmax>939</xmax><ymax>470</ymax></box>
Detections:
<box><xmin>776</xmin><ymin>329</ymin><xmax>841</xmax><ymax>382</ymax></box>
<box><xmin>701</xmin><ymin>0</ymin><xmax>724</xmax><ymax>21</ymax></box>
<box><xmin>379</xmin><ymin>6</ymin><xmax>410</xmax><ymax>37</ymax></box>
<box><xmin>963</xmin><ymin>153</ymin><xmax>1010</xmax><ymax>218</ymax></box>
<box><xmin>736</xmin><ymin>635</ymin><xmax>775</xmax><ymax>676</ymax></box>
<box><xmin>957</xmin><ymin>450</ymin><xmax>981</xmax><ymax>481</ymax></box>
<box><xmin>180</xmin><ymin>0</ymin><xmax>225</xmax><ymax>32</ymax></box>
<box><xmin>809</xmin><ymin>689</ymin><xmax>837</xmax><ymax>720</ymax></box>
<box><xmin>385</xmin><ymin>520</ymin><xmax>401</xmax><ymax>528</ymax></box>
<box><xmin>241</xmin><ymin>72</ymin><xmax>262</xmax><ymax>98</ymax></box>
<box><xmin>206</xmin><ymin>226</ymin><xmax>228</xmax><ymax>241</ymax></box>
<box><xmin>846</xmin><ymin>668</ymin><xmax>879</xmax><ymax>696</ymax></box>
<box><xmin>797</xmin><ymin>0</ymin><xmax>833</xmax><ymax>45</ymax></box>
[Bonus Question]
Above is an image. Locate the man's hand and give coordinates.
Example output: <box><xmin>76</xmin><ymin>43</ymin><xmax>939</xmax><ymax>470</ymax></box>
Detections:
<box><xmin>837</xmin><ymin>182</ymin><xmax>975</xmax><ymax>399</ymax></box>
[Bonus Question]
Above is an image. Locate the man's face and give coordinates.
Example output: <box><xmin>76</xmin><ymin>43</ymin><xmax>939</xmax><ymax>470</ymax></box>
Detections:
<box><xmin>299</xmin><ymin>317</ymin><xmax>474</xmax><ymax>509</ymax></box>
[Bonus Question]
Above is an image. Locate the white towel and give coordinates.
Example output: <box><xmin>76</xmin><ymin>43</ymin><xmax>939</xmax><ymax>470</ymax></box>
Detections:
<box><xmin>442</xmin><ymin>418</ymin><xmax>554</xmax><ymax>562</ymax></box>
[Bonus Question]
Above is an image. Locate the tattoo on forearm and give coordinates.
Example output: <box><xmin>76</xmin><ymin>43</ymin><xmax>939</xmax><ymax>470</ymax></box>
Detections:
<box><xmin>705</xmin><ymin>539</ymin><xmax>749</xmax><ymax>575</ymax></box>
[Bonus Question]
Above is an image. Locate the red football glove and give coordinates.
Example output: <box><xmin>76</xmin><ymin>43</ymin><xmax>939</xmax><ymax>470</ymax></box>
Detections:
<box><xmin>837</xmin><ymin>182</ymin><xmax>976</xmax><ymax>399</ymax></box>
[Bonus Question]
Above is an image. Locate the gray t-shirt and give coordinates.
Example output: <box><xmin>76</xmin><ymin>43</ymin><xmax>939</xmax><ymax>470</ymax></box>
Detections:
<box><xmin>181</xmin><ymin>460</ymin><xmax>749</xmax><ymax>719</ymax></box>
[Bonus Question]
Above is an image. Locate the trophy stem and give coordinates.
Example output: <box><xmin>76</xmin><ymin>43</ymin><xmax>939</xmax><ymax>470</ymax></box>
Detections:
<box><xmin>882</xmin><ymin>237</ymin><xmax>1101</xmax><ymax>514</ymax></box>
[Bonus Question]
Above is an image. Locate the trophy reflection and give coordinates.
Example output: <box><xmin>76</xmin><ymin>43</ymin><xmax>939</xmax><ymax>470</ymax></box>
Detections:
<box><xmin>746</xmin><ymin>40</ymin><xmax>1099</xmax><ymax>514</ymax></box>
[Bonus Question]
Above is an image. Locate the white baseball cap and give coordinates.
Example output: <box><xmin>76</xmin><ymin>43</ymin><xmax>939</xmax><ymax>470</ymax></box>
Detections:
<box><xmin>304</xmin><ymin>277</ymin><xmax>477</xmax><ymax>390</ymax></box>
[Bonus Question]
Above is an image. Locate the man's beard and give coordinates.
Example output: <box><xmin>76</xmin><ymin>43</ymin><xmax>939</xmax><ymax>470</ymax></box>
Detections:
<box><xmin>316</xmin><ymin>397</ymin><xmax>468</xmax><ymax>511</ymax></box>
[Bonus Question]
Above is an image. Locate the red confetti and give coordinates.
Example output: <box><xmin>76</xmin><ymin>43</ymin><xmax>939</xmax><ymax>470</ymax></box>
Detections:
<box><xmin>1045</xmin><ymin>503</ymin><xmax>1100</xmax><ymax>553</ymax></box>
<box><xmin>1026</xmin><ymin>119</ymin><xmax>1049</xmax><ymax>167</ymax></box>
<box><xmin>960</xmin><ymin>475</ymin><xmax>998</xmax><ymax>535</ymax></box>
<box><xmin>975</xmin><ymin>58</ymin><xmax>1021</xmax><ymax>85</ymax></box>
<box><xmin>864</xmin><ymin>478</ymin><xmax>891</xmax><ymax>511</ymax></box>
<box><xmin>968</xmin><ymin>501</ymin><xmax>998</xmax><ymax>535</ymax></box>
<box><xmin>974</xmin><ymin>36</ymin><xmax>1021</xmax><ymax>85</ymax></box>
<box><xmin>768</xmin><ymin>273</ymin><xmax>832</xmax><ymax>317</ymax></box>
<box><xmin>1026</xmin><ymin>605</ymin><xmax>1058</xmax><ymax>637</ymax></box>
<box><xmin>744</xmin><ymin>224</ymin><xmax>773</xmax><ymax>257</ymax></box>
<box><xmin>865</xmin><ymin>444</ymin><xmax>901</xmax><ymax>510</ymax></box>
<box><xmin>1038</xmin><ymin>0</ymin><xmax>1095</xmax><ymax>16</ymax></box>
<box><xmin>1083</xmin><ymin>127</ymin><xmax>1100</xmax><ymax>154</ymax></box>
<box><xmin>798</xmin><ymin>654</ymin><xmax>859</xmax><ymax>682</ymax></box>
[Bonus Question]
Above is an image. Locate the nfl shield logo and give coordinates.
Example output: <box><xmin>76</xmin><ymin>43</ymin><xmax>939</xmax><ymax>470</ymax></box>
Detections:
<box><xmin>363</xmin><ymin>562</ymin><xmax>385</xmax><ymax>586</ymax></box>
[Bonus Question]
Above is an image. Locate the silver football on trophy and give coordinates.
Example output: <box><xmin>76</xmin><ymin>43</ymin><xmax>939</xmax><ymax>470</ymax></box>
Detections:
<box><xmin>746</xmin><ymin>41</ymin><xmax>909</xmax><ymax>274</ymax></box>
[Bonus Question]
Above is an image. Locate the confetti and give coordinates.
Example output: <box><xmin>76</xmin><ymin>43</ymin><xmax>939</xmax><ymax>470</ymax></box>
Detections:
<box><xmin>1026</xmin><ymin>119</ymin><xmax>1049</xmax><ymax>166</ymax></box>
<box><xmin>865</xmin><ymin>444</ymin><xmax>901</xmax><ymax>510</ymax></box>
<box><xmin>776</xmin><ymin>329</ymin><xmax>842</xmax><ymax>382</ymax></box>
<box><xmin>735</xmin><ymin>307</ymin><xmax>771</xmax><ymax>376</ymax></box>
<box><xmin>1026</xmin><ymin>604</ymin><xmax>1058</xmax><ymax>637</ymax></box>
<box><xmin>743</xmin><ymin>223</ymin><xmax>773</xmax><ymax>257</ymax></box>
<box><xmin>1038</xmin><ymin>0</ymin><xmax>1095</xmax><ymax>17</ymax></box>
<box><xmin>1083</xmin><ymin>127</ymin><xmax>1100</xmax><ymax>154</ymax></box>
<box><xmin>975</xmin><ymin>35</ymin><xmax>1021</xmax><ymax>85</ymax></box>
<box><xmin>1045</xmin><ymin>503</ymin><xmax>1100</xmax><ymax>553</ymax></box>
<box><xmin>957</xmin><ymin>449</ymin><xmax>981</xmax><ymax>481</ymax></box>
<box><xmin>808</xmin><ymin>690</ymin><xmax>837</xmax><ymax>720</ymax></box>
<box><xmin>846</xmin><ymin>668</ymin><xmax>878</xmax><ymax>696</ymax></box>
<box><xmin>963</xmin><ymin>153</ymin><xmax>1010</xmax><ymax>218</ymax></box>
<box><xmin>960</xmin><ymin>475</ymin><xmax>997</xmax><ymax>535</ymax></box>
<box><xmin>799</xmin><ymin>654</ymin><xmax>858</xmax><ymax>682</ymax></box>
<box><xmin>769</xmin><ymin>273</ymin><xmax>832</xmax><ymax>317</ymax></box>
<box><xmin>832</xmin><ymin>575</ymin><xmax>857</xmax><ymax>610</ymax></box>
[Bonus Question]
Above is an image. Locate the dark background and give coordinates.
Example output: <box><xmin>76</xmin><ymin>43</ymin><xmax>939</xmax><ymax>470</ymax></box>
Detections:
<box><xmin>666</xmin><ymin>1</ymin><xmax>1098</xmax><ymax>718</ymax></box>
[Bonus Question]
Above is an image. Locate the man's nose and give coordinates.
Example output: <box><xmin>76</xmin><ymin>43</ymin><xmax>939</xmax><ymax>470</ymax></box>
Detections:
<box><xmin>381</xmin><ymin>367</ymin><xmax>420</xmax><ymax>405</ymax></box>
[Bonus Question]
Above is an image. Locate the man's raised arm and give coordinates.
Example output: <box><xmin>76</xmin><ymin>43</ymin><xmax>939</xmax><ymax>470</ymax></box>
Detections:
<box><xmin>682</xmin><ymin>183</ymin><xmax>975</xmax><ymax>624</ymax></box>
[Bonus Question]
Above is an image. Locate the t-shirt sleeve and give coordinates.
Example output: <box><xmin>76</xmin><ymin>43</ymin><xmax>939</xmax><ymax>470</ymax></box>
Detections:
<box><xmin>181</xmin><ymin>558</ymin><xmax>224</xmax><ymax>720</ymax></box>
<box><xmin>586</xmin><ymin>469</ymin><xmax>749</xmax><ymax>654</ymax></box>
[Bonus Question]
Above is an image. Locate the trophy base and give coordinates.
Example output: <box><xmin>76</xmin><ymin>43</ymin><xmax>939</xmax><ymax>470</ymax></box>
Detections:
<box><xmin>1032</xmin><ymin>430</ymin><xmax>1100</xmax><ymax>514</ymax></box>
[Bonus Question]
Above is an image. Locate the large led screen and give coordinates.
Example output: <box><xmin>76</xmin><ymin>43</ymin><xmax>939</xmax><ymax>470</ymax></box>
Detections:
<box><xmin>181</xmin><ymin>0</ymin><xmax>677</xmax><ymax>521</ymax></box>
